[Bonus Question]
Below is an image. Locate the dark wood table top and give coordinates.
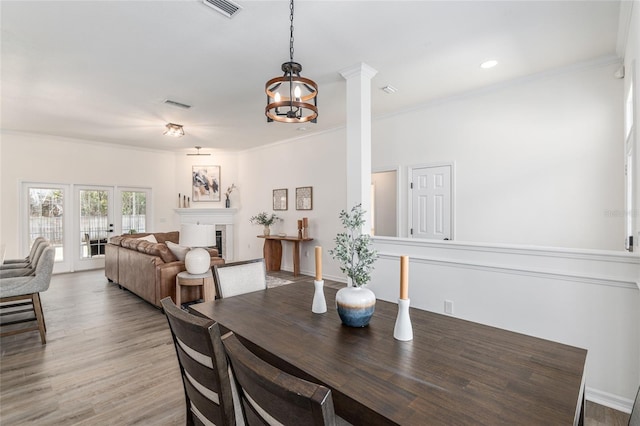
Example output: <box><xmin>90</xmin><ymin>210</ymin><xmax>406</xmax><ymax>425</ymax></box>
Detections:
<box><xmin>191</xmin><ymin>282</ymin><xmax>587</xmax><ymax>425</ymax></box>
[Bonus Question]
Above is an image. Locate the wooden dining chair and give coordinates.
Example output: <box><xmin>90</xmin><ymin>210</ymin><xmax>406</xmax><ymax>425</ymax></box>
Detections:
<box><xmin>212</xmin><ymin>258</ymin><xmax>267</xmax><ymax>299</ymax></box>
<box><xmin>222</xmin><ymin>332</ymin><xmax>338</xmax><ymax>426</ymax></box>
<box><xmin>630</xmin><ymin>386</ymin><xmax>640</xmax><ymax>426</ymax></box>
<box><xmin>161</xmin><ymin>297</ymin><xmax>240</xmax><ymax>426</ymax></box>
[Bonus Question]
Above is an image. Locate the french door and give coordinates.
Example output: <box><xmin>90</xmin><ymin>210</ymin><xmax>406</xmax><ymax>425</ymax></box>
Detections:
<box><xmin>23</xmin><ymin>184</ymin><xmax>72</xmax><ymax>274</ymax></box>
<box><xmin>22</xmin><ymin>183</ymin><xmax>150</xmax><ymax>273</ymax></box>
<box><xmin>76</xmin><ymin>186</ymin><xmax>114</xmax><ymax>270</ymax></box>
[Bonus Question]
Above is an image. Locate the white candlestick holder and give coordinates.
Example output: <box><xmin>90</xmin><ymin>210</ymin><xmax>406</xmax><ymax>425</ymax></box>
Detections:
<box><xmin>393</xmin><ymin>298</ymin><xmax>413</xmax><ymax>341</ymax></box>
<box><xmin>312</xmin><ymin>280</ymin><xmax>327</xmax><ymax>313</ymax></box>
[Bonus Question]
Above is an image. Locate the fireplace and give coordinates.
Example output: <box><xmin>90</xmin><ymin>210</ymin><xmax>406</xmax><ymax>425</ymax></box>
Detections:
<box><xmin>215</xmin><ymin>230</ymin><xmax>223</xmax><ymax>257</ymax></box>
<box><xmin>174</xmin><ymin>208</ymin><xmax>237</xmax><ymax>261</ymax></box>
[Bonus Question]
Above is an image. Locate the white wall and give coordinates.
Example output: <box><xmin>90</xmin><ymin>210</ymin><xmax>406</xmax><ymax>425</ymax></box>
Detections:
<box><xmin>373</xmin><ymin>60</ymin><xmax>625</xmax><ymax>251</ymax></box>
<box><xmin>236</xmin><ymin>130</ymin><xmax>348</xmax><ymax>280</ymax></box>
<box><xmin>0</xmin><ymin>131</ymin><xmax>177</xmax><ymax>258</ymax></box>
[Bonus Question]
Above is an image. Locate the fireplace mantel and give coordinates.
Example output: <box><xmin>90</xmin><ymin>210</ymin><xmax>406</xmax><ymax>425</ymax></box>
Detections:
<box><xmin>174</xmin><ymin>208</ymin><xmax>237</xmax><ymax>261</ymax></box>
<box><xmin>174</xmin><ymin>208</ymin><xmax>237</xmax><ymax>224</ymax></box>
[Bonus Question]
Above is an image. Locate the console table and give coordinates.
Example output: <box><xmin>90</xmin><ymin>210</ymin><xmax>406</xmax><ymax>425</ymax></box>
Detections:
<box><xmin>257</xmin><ymin>235</ymin><xmax>313</xmax><ymax>277</ymax></box>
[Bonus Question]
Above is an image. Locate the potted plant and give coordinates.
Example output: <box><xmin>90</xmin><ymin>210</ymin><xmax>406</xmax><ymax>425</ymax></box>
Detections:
<box><xmin>249</xmin><ymin>212</ymin><xmax>281</xmax><ymax>236</ymax></box>
<box><xmin>329</xmin><ymin>204</ymin><xmax>378</xmax><ymax>327</ymax></box>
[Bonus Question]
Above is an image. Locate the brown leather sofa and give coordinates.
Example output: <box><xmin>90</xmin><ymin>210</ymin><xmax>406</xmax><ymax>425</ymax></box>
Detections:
<box><xmin>105</xmin><ymin>231</ymin><xmax>224</xmax><ymax>307</ymax></box>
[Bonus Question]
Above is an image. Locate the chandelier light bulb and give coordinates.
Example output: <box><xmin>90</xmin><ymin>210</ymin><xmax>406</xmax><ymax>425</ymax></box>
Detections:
<box><xmin>275</xmin><ymin>92</ymin><xmax>281</xmax><ymax>102</ymax></box>
<box><xmin>294</xmin><ymin>85</ymin><xmax>301</xmax><ymax>100</ymax></box>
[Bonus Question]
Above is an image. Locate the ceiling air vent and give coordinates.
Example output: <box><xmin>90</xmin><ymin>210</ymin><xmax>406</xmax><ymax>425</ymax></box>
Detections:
<box><xmin>203</xmin><ymin>0</ymin><xmax>242</xmax><ymax>18</ymax></box>
<box><xmin>163</xmin><ymin>99</ymin><xmax>192</xmax><ymax>109</ymax></box>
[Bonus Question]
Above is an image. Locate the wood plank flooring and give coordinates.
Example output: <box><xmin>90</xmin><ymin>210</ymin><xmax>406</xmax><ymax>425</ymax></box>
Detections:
<box><xmin>0</xmin><ymin>269</ymin><xmax>632</xmax><ymax>425</ymax></box>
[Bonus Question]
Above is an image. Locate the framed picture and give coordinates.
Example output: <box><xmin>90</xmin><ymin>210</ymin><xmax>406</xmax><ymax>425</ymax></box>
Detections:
<box><xmin>192</xmin><ymin>165</ymin><xmax>221</xmax><ymax>202</ymax></box>
<box><xmin>296</xmin><ymin>186</ymin><xmax>313</xmax><ymax>210</ymax></box>
<box><xmin>273</xmin><ymin>188</ymin><xmax>288</xmax><ymax>211</ymax></box>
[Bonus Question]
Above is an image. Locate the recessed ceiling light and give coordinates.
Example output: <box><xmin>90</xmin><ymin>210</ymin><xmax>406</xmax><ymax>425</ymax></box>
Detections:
<box><xmin>480</xmin><ymin>60</ymin><xmax>498</xmax><ymax>69</ymax></box>
<box><xmin>297</xmin><ymin>126</ymin><xmax>308</xmax><ymax>131</ymax></box>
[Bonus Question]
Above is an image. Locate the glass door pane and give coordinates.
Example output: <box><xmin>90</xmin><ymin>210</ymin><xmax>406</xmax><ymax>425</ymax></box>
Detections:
<box><xmin>120</xmin><ymin>190</ymin><xmax>147</xmax><ymax>234</ymax></box>
<box><xmin>77</xmin><ymin>186</ymin><xmax>113</xmax><ymax>270</ymax></box>
<box><xmin>28</xmin><ymin>187</ymin><xmax>65</xmax><ymax>262</ymax></box>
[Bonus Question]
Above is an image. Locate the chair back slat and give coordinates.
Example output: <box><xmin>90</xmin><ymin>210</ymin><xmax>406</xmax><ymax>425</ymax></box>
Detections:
<box><xmin>161</xmin><ymin>297</ymin><xmax>236</xmax><ymax>426</ymax></box>
<box><xmin>213</xmin><ymin>259</ymin><xmax>267</xmax><ymax>299</ymax></box>
<box><xmin>223</xmin><ymin>333</ymin><xmax>337</xmax><ymax>426</ymax></box>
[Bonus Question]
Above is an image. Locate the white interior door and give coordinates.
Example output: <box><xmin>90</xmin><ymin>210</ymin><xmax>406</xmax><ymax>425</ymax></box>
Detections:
<box><xmin>411</xmin><ymin>165</ymin><xmax>452</xmax><ymax>240</ymax></box>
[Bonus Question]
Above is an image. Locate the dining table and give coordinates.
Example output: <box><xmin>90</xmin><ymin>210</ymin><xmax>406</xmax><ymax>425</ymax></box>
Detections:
<box><xmin>190</xmin><ymin>281</ymin><xmax>587</xmax><ymax>425</ymax></box>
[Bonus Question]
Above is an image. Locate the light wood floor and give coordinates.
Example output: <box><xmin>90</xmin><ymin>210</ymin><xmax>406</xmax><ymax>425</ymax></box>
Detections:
<box><xmin>0</xmin><ymin>269</ymin><xmax>632</xmax><ymax>425</ymax></box>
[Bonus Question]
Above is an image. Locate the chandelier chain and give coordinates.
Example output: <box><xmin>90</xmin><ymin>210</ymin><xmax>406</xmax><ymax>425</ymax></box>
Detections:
<box><xmin>289</xmin><ymin>0</ymin><xmax>294</xmax><ymax>62</ymax></box>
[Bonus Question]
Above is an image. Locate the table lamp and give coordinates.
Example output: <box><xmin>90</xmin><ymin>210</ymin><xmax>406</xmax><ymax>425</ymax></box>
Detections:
<box><xmin>179</xmin><ymin>223</ymin><xmax>216</xmax><ymax>274</ymax></box>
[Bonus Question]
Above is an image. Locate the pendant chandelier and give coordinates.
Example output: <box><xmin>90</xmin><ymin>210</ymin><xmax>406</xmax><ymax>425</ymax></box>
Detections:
<box><xmin>265</xmin><ymin>0</ymin><xmax>318</xmax><ymax>123</ymax></box>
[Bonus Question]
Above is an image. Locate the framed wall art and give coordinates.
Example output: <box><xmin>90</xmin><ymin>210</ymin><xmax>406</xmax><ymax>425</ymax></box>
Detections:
<box><xmin>192</xmin><ymin>165</ymin><xmax>221</xmax><ymax>202</ymax></box>
<box><xmin>273</xmin><ymin>188</ymin><xmax>288</xmax><ymax>211</ymax></box>
<box><xmin>295</xmin><ymin>186</ymin><xmax>313</xmax><ymax>210</ymax></box>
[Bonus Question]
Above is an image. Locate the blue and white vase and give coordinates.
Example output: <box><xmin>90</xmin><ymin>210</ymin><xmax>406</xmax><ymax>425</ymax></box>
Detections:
<box><xmin>336</xmin><ymin>285</ymin><xmax>376</xmax><ymax>327</ymax></box>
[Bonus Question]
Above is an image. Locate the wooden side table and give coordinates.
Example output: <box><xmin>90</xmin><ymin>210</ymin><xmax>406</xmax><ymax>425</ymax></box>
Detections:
<box><xmin>176</xmin><ymin>270</ymin><xmax>215</xmax><ymax>307</ymax></box>
<box><xmin>257</xmin><ymin>235</ymin><xmax>313</xmax><ymax>277</ymax></box>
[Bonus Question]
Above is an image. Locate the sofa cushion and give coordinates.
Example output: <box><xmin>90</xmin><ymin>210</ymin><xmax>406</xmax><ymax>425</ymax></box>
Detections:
<box><xmin>135</xmin><ymin>241</ymin><xmax>178</xmax><ymax>263</ymax></box>
<box><xmin>166</xmin><ymin>241</ymin><xmax>189</xmax><ymax>261</ymax></box>
<box><xmin>121</xmin><ymin>238</ymin><xmax>144</xmax><ymax>250</ymax></box>
<box><xmin>136</xmin><ymin>234</ymin><xmax>158</xmax><ymax>243</ymax></box>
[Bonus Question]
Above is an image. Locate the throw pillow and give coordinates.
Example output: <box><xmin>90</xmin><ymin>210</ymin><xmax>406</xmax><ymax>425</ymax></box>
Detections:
<box><xmin>166</xmin><ymin>241</ymin><xmax>189</xmax><ymax>261</ymax></box>
<box><xmin>136</xmin><ymin>234</ymin><xmax>158</xmax><ymax>244</ymax></box>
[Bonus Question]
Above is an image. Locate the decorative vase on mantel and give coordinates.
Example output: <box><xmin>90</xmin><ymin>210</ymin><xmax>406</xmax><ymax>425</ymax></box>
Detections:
<box><xmin>336</xmin><ymin>285</ymin><xmax>376</xmax><ymax>327</ymax></box>
<box><xmin>263</xmin><ymin>226</ymin><xmax>271</xmax><ymax>236</ymax></box>
<box><xmin>225</xmin><ymin>197</ymin><xmax>230</xmax><ymax>208</ymax></box>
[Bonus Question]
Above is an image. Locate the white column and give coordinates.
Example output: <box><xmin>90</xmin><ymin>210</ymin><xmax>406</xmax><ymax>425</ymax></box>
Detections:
<box><xmin>340</xmin><ymin>63</ymin><xmax>378</xmax><ymax>233</ymax></box>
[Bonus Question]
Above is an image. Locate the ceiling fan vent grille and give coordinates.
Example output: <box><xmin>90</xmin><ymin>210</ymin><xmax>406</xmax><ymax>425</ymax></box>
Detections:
<box><xmin>202</xmin><ymin>0</ymin><xmax>242</xmax><ymax>18</ymax></box>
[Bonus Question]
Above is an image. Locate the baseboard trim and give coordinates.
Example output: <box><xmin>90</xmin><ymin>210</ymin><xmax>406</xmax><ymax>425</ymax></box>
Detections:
<box><xmin>586</xmin><ymin>387</ymin><xmax>634</xmax><ymax>414</ymax></box>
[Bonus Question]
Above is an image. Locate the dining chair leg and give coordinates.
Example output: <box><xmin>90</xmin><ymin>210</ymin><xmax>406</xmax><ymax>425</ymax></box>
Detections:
<box><xmin>32</xmin><ymin>293</ymin><xmax>46</xmax><ymax>344</ymax></box>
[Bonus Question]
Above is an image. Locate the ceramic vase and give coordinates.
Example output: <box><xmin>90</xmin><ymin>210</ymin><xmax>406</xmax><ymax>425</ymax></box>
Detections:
<box><xmin>336</xmin><ymin>285</ymin><xmax>376</xmax><ymax>327</ymax></box>
<box><xmin>225</xmin><ymin>198</ymin><xmax>230</xmax><ymax>208</ymax></box>
<box><xmin>263</xmin><ymin>226</ymin><xmax>271</xmax><ymax>236</ymax></box>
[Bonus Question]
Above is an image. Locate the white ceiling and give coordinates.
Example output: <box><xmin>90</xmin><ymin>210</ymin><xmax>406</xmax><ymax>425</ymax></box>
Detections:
<box><xmin>1</xmin><ymin>0</ymin><xmax>623</xmax><ymax>153</ymax></box>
